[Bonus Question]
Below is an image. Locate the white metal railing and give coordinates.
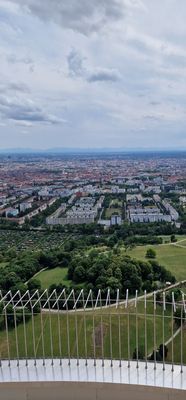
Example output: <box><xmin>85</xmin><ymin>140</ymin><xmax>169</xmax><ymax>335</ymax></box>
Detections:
<box><xmin>0</xmin><ymin>288</ymin><xmax>185</xmax><ymax>372</ymax></box>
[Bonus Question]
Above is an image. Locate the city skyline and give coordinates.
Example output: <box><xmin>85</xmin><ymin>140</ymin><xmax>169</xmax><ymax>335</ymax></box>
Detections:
<box><xmin>1</xmin><ymin>0</ymin><xmax>186</xmax><ymax>150</ymax></box>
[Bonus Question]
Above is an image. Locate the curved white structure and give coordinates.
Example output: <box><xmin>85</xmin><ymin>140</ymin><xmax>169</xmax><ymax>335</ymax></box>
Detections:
<box><xmin>0</xmin><ymin>359</ymin><xmax>186</xmax><ymax>400</ymax></box>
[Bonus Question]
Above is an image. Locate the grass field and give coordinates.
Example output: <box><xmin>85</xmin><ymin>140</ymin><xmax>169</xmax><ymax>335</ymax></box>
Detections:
<box><xmin>37</xmin><ymin>267</ymin><xmax>72</xmax><ymax>289</ymax></box>
<box><xmin>110</xmin><ymin>199</ymin><xmax>123</xmax><ymax>206</ymax></box>
<box><xmin>176</xmin><ymin>239</ymin><xmax>186</xmax><ymax>247</ymax></box>
<box><xmin>159</xmin><ymin>235</ymin><xmax>186</xmax><ymax>244</ymax></box>
<box><xmin>105</xmin><ymin>207</ymin><xmax>122</xmax><ymax>219</ymax></box>
<box><xmin>167</xmin><ymin>330</ymin><xmax>186</xmax><ymax>365</ymax></box>
<box><xmin>0</xmin><ymin>297</ymin><xmax>174</xmax><ymax>362</ymax></box>
<box><xmin>126</xmin><ymin>243</ymin><xmax>186</xmax><ymax>281</ymax></box>
<box><xmin>104</xmin><ymin>198</ymin><xmax>123</xmax><ymax>219</ymax></box>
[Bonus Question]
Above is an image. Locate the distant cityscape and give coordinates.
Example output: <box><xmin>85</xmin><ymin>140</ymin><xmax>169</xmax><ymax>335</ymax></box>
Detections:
<box><xmin>0</xmin><ymin>151</ymin><xmax>185</xmax><ymax>229</ymax></box>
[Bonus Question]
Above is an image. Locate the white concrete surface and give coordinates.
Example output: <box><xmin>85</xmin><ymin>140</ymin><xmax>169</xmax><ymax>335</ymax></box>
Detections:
<box><xmin>0</xmin><ymin>359</ymin><xmax>186</xmax><ymax>390</ymax></box>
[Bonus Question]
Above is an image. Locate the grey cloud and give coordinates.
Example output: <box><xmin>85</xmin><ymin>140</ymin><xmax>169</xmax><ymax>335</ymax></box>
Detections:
<box><xmin>10</xmin><ymin>0</ymin><xmax>127</xmax><ymax>35</ymax></box>
<box><xmin>0</xmin><ymin>95</ymin><xmax>62</xmax><ymax>125</ymax></box>
<box><xmin>67</xmin><ymin>49</ymin><xmax>85</xmax><ymax>77</ymax></box>
<box><xmin>88</xmin><ymin>68</ymin><xmax>121</xmax><ymax>82</ymax></box>
<box><xmin>126</xmin><ymin>38</ymin><xmax>152</xmax><ymax>54</ymax></box>
<box><xmin>163</xmin><ymin>53</ymin><xmax>186</xmax><ymax>68</ymax></box>
<box><xmin>144</xmin><ymin>114</ymin><xmax>165</xmax><ymax>121</ymax></box>
<box><xmin>15</xmin><ymin>121</ymin><xmax>34</xmax><ymax>127</ymax></box>
<box><xmin>6</xmin><ymin>54</ymin><xmax>35</xmax><ymax>72</ymax></box>
<box><xmin>7</xmin><ymin>54</ymin><xmax>33</xmax><ymax>65</ymax></box>
<box><xmin>0</xmin><ymin>82</ymin><xmax>30</xmax><ymax>94</ymax></box>
<box><xmin>149</xmin><ymin>101</ymin><xmax>161</xmax><ymax>106</ymax></box>
<box><xmin>67</xmin><ymin>49</ymin><xmax>121</xmax><ymax>83</ymax></box>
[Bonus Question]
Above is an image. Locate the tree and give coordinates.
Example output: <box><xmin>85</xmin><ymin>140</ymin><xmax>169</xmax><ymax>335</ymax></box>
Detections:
<box><xmin>149</xmin><ymin>343</ymin><xmax>168</xmax><ymax>361</ymax></box>
<box><xmin>4</xmin><ymin>304</ymin><xmax>32</xmax><ymax>328</ymax></box>
<box><xmin>158</xmin><ymin>344</ymin><xmax>168</xmax><ymax>360</ymax></box>
<box><xmin>146</xmin><ymin>248</ymin><xmax>156</xmax><ymax>259</ymax></box>
<box><xmin>106</xmin><ymin>277</ymin><xmax>122</xmax><ymax>294</ymax></box>
<box><xmin>171</xmin><ymin>234</ymin><xmax>177</xmax><ymax>243</ymax></box>
<box><xmin>149</xmin><ymin>350</ymin><xmax>162</xmax><ymax>362</ymax></box>
<box><xmin>73</xmin><ymin>266</ymin><xmax>86</xmax><ymax>283</ymax></box>
<box><xmin>174</xmin><ymin>307</ymin><xmax>186</xmax><ymax>327</ymax></box>
<box><xmin>142</xmin><ymin>280</ymin><xmax>152</xmax><ymax>293</ymax></box>
<box><xmin>121</xmin><ymin>263</ymin><xmax>142</xmax><ymax>294</ymax></box>
<box><xmin>27</xmin><ymin>279</ymin><xmax>41</xmax><ymax>292</ymax></box>
<box><xmin>114</xmin><ymin>267</ymin><xmax>122</xmax><ymax>281</ymax></box>
<box><xmin>133</xmin><ymin>346</ymin><xmax>144</xmax><ymax>360</ymax></box>
<box><xmin>138</xmin><ymin>261</ymin><xmax>152</xmax><ymax>281</ymax></box>
<box><xmin>166</xmin><ymin>288</ymin><xmax>181</xmax><ymax>304</ymax></box>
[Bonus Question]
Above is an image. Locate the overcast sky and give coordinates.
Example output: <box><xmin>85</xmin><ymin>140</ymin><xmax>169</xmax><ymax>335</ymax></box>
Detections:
<box><xmin>0</xmin><ymin>0</ymin><xmax>186</xmax><ymax>150</ymax></box>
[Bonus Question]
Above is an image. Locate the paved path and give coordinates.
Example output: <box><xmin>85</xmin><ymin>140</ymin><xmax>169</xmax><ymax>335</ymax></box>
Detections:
<box><xmin>165</xmin><ymin>327</ymin><xmax>181</xmax><ymax>346</ymax></box>
<box><xmin>42</xmin><ymin>280</ymin><xmax>186</xmax><ymax>315</ymax></box>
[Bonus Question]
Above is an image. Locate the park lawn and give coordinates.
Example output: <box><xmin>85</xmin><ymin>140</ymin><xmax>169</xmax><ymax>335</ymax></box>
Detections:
<box><xmin>158</xmin><ymin>235</ymin><xmax>186</xmax><ymax>244</ymax></box>
<box><xmin>126</xmin><ymin>244</ymin><xmax>186</xmax><ymax>281</ymax></box>
<box><xmin>105</xmin><ymin>207</ymin><xmax>121</xmax><ymax>219</ymax></box>
<box><xmin>175</xmin><ymin>239</ymin><xmax>186</xmax><ymax>247</ymax></box>
<box><xmin>167</xmin><ymin>329</ymin><xmax>186</xmax><ymax>365</ymax></box>
<box><xmin>110</xmin><ymin>199</ymin><xmax>123</xmax><ymax>207</ymax></box>
<box><xmin>175</xmin><ymin>235</ymin><xmax>186</xmax><ymax>241</ymax></box>
<box><xmin>0</xmin><ymin>300</ymin><xmax>173</xmax><ymax>361</ymax></box>
<box><xmin>37</xmin><ymin>267</ymin><xmax>72</xmax><ymax>289</ymax></box>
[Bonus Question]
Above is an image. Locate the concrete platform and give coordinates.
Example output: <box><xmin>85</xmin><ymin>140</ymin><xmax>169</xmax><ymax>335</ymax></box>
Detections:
<box><xmin>0</xmin><ymin>359</ymin><xmax>186</xmax><ymax>400</ymax></box>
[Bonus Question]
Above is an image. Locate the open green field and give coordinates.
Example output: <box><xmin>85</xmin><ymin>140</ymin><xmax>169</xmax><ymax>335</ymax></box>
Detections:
<box><xmin>176</xmin><ymin>239</ymin><xmax>186</xmax><ymax>247</ymax></box>
<box><xmin>126</xmin><ymin>243</ymin><xmax>186</xmax><ymax>281</ymax></box>
<box><xmin>0</xmin><ymin>298</ymin><xmax>175</xmax><ymax>362</ymax></box>
<box><xmin>105</xmin><ymin>207</ymin><xmax>121</xmax><ymax>218</ymax></box>
<box><xmin>110</xmin><ymin>199</ymin><xmax>123</xmax><ymax>207</ymax></box>
<box><xmin>159</xmin><ymin>235</ymin><xmax>186</xmax><ymax>244</ymax></box>
<box><xmin>104</xmin><ymin>198</ymin><xmax>123</xmax><ymax>219</ymax></box>
<box><xmin>37</xmin><ymin>267</ymin><xmax>72</xmax><ymax>289</ymax></box>
<box><xmin>105</xmin><ymin>199</ymin><xmax>122</xmax><ymax>219</ymax></box>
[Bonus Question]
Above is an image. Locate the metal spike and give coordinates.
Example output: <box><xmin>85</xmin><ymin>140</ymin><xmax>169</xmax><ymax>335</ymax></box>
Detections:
<box><xmin>116</xmin><ymin>289</ymin><xmax>120</xmax><ymax>309</ymax></box>
<box><xmin>84</xmin><ymin>289</ymin><xmax>92</xmax><ymax>309</ymax></box>
<box><xmin>125</xmin><ymin>289</ymin><xmax>129</xmax><ymax>308</ymax></box>
<box><xmin>52</xmin><ymin>288</ymin><xmax>66</xmax><ymax>309</ymax></box>
<box><xmin>106</xmin><ymin>288</ymin><xmax>110</xmax><ymax>307</ymax></box>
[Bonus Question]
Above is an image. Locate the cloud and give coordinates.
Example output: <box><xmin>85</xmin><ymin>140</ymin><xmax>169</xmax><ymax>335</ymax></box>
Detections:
<box><xmin>6</xmin><ymin>54</ymin><xmax>33</xmax><ymax>65</ymax></box>
<box><xmin>6</xmin><ymin>54</ymin><xmax>35</xmax><ymax>72</ymax></box>
<box><xmin>15</xmin><ymin>121</ymin><xmax>34</xmax><ymax>127</ymax></box>
<box><xmin>0</xmin><ymin>82</ymin><xmax>30</xmax><ymax>94</ymax></box>
<box><xmin>126</xmin><ymin>28</ymin><xmax>186</xmax><ymax>60</ymax></box>
<box><xmin>0</xmin><ymin>95</ymin><xmax>63</xmax><ymax>125</ymax></box>
<box><xmin>9</xmin><ymin>0</ymin><xmax>133</xmax><ymax>35</ymax></box>
<box><xmin>2</xmin><ymin>0</ymin><xmax>186</xmax><ymax>149</ymax></box>
<box><xmin>149</xmin><ymin>101</ymin><xmax>161</xmax><ymax>106</ymax></box>
<box><xmin>143</xmin><ymin>114</ymin><xmax>165</xmax><ymax>122</ymax></box>
<box><xmin>67</xmin><ymin>49</ymin><xmax>85</xmax><ymax>77</ymax></box>
<box><xmin>67</xmin><ymin>49</ymin><xmax>121</xmax><ymax>83</ymax></box>
<box><xmin>88</xmin><ymin>68</ymin><xmax>121</xmax><ymax>82</ymax></box>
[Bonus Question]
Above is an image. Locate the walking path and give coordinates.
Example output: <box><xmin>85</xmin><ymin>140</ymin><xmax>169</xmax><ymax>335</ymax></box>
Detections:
<box><xmin>165</xmin><ymin>327</ymin><xmax>181</xmax><ymax>346</ymax></box>
<box><xmin>42</xmin><ymin>280</ymin><xmax>186</xmax><ymax>315</ymax></box>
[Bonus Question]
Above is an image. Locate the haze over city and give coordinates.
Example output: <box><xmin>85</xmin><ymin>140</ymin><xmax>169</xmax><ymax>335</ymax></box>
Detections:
<box><xmin>1</xmin><ymin>0</ymin><xmax>186</xmax><ymax>150</ymax></box>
